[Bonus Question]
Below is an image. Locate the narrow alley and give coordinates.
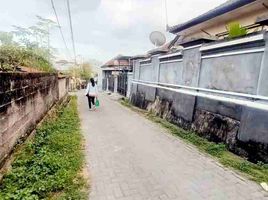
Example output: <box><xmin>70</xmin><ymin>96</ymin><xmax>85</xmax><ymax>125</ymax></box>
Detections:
<box><xmin>78</xmin><ymin>91</ymin><xmax>268</xmax><ymax>200</ymax></box>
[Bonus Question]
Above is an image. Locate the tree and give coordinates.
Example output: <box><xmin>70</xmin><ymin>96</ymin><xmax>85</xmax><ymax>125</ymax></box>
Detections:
<box><xmin>0</xmin><ymin>31</ymin><xmax>15</xmax><ymax>45</ymax></box>
<box><xmin>68</xmin><ymin>62</ymin><xmax>93</xmax><ymax>80</ymax></box>
<box><xmin>35</xmin><ymin>16</ymin><xmax>57</xmax><ymax>61</ymax></box>
<box><xmin>80</xmin><ymin>62</ymin><xmax>93</xmax><ymax>80</ymax></box>
<box><xmin>12</xmin><ymin>25</ymin><xmax>33</xmax><ymax>48</ymax></box>
<box><xmin>11</xmin><ymin>16</ymin><xmax>57</xmax><ymax>61</ymax></box>
<box><xmin>28</xmin><ymin>25</ymin><xmax>46</xmax><ymax>47</ymax></box>
<box><xmin>0</xmin><ymin>15</ymin><xmax>59</xmax><ymax>72</ymax></box>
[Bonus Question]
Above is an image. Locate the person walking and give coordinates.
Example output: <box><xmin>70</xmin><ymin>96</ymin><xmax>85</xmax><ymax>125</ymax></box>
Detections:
<box><xmin>85</xmin><ymin>78</ymin><xmax>98</xmax><ymax>110</ymax></box>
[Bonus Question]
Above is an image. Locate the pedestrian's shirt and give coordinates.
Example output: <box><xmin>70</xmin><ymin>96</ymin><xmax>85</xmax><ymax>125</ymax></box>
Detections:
<box><xmin>85</xmin><ymin>83</ymin><xmax>98</xmax><ymax>96</ymax></box>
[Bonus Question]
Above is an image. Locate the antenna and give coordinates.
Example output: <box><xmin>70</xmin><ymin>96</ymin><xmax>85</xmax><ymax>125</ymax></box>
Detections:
<box><xmin>149</xmin><ymin>31</ymin><xmax>166</xmax><ymax>47</ymax></box>
<box><xmin>164</xmin><ymin>0</ymin><xmax>169</xmax><ymax>30</ymax></box>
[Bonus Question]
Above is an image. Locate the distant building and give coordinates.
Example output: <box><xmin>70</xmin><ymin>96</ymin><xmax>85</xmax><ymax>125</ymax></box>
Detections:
<box><xmin>54</xmin><ymin>60</ymin><xmax>75</xmax><ymax>72</ymax></box>
<box><xmin>101</xmin><ymin>55</ymin><xmax>132</xmax><ymax>78</ymax></box>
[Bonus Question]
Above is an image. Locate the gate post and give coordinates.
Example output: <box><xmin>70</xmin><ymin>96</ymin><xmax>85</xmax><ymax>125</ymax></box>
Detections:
<box><xmin>127</xmin><ymin>72</ymin><xmax>133</xmax><ymax>98</ymax></box>
<box><xmin>114</xmin><ymin>75</ymin><xmax>118</xmax><ymax>93</ymax></box>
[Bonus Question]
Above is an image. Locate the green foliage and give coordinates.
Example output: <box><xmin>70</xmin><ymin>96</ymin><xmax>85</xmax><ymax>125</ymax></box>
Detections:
<box><xmin>0</xmin><ymin>45</ymin><xmax>54</xmax><ymax>72</ymax></box>
<box><xmin>0</xmin><ymin>97</ymin><xmax>88</xmax><ymax>199</ymax></box>
<box><xmin>0</xmin><ymin>31</ymin><xmax>16</xmax><ymax>45</ymax></box>
<box><xmin>79</xmin><ymin>62</ymin><xmax>93</xmax><ymax>80</ymax></box>
<box><xmin>0</xmin><ymin>15</ymin><xmax>59</xmax><ymax>72</ymax></box>
<box><xmin>121</xmin><ymin>99</ymin><xmax>268</xmax><ymax>183</ymax></box>
<box><xmin>12</xmin><ymin>16</ymin><xmax>57</xmax><ymax>51</ymax></box>
<box><xmin>68</xmin><ymin>62</ymin><xmax>93</xmax><ymax>80</ymax></box>
<box><xmin>227</xmin><ymin>22</ymin><xmax>247</xmax><ymax>39</ymax></box>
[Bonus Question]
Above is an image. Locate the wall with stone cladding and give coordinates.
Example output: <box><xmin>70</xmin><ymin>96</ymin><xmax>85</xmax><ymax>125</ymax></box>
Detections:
<box><xmin>0</xmin><ymin>73</ymin><xmax>68</xmax><ymax>164</ymax></box>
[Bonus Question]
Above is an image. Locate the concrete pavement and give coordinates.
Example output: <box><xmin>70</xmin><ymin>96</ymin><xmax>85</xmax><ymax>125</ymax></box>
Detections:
<box><xmin>77</xmin><ymin>91</ymin><xmax>268</xmax><ymax>200</ymax></box>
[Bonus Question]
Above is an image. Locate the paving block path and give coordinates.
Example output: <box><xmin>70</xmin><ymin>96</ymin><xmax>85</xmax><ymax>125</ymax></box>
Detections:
<box><xmin>77</xmin><ymin>91</ymin><xmax>268</xmax><ymax>200</ymax></box>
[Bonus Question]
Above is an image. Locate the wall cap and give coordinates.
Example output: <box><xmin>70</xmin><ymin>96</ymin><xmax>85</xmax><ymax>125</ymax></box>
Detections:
<box><xmin>200</xmin><ymin>34</ymin><xmax>264</xmax><ymax>52</ymax></box>
<box><xmin>158</xmin><ymin>52</ymin><xmax>182</xmax><ymax>59</ymax></box>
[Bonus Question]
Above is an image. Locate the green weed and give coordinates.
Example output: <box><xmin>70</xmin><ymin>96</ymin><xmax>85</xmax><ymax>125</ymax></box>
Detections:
<box><xmin>0</xmin><ymin>96</ymin><xmax>88</xmax><ymax>199</ymax></box>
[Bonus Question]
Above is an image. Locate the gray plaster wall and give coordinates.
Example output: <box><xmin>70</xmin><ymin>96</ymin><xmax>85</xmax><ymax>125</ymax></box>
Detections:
<box><xmin>130</xmin><ymin>83</ymin><xmax>138</xmax><ymax>98</ymax></box>
<box><xmin>159</xmin><ymin>61</ymin><xmax>183</xmax><ymax>84</ymax></box>
<box><xmin>137</xmin><ymin>84</ymin><xmax>156</xmax><ymax>102</ymax></box>
<box><xmin>156</xmin><ymin>88</ymin><xmax>196</xmax><ymax>122</ymax></box>
<box><xmin>199</xmin><ymin>52</ymin><xmax>263</xmax><ymax>94</ymax></box>
<box><xmin>196</xmin><ymin>97</ymin><xmax>243</xmax><ymax>120</ymax></box>
<box><xmin>127</xmin><ymin>73</ymin><xmax>133</xmax><ymax>98</ymax></box>
<box><xmin>182</xmin><ymin>47</ymin><xmax>201</xmax><ymax>87</ymax></box>
<box><xmin>133</xmin><ymin>34</ymin><xmax>268</xmax><ymax>96</ymax></box>
<box><xmin>139</xmin><ymin>64</ymin><xmax>153</xmax><ymax>81</ymax></box>
<box><xmin>133</xmin><ymin>60</ymin><xmax>140</xmax><ymax>80</ymax></box>
<box><xmin>151</xmin><ymin>56</ymin><xmax>160</xmax><ymax>82</ymax></box>
<box><xmin>138</xmin><ymin>57</ymin><xmax>159</xmax><ymax>82</ymax></box>
<box><xmin>238</xmin><ymin>107</ymin><xmax>268</xmax><ymax>144</ymax></box>
<box><xmin>257</xmin><ymin>33</ymin><xmax>268</xmax><ymax>96</ymax></box>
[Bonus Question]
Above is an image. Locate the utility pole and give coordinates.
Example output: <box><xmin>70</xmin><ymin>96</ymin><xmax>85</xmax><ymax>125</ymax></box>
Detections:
<box><xmin>67</xmin><ymin>0</ymin><xmax>77</xmax><ymax>65</ymax></box>
<box><xmin>47</xmin><ymin>24</ymin><xmax>50</xmax><ymax>62</ymax></box>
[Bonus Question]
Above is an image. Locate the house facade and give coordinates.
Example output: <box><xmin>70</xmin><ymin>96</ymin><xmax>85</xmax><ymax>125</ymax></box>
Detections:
<box><xmin>101</xmin><ymin>55</ymin><xmax>132</xmax><ymax>78</ymax></box>
<box><xmin>169</xmin><ymin>0</ymin><xmax>268</xmax><ymax>43</ymax></box>
<box><xmin>101</xmin><ymin>55</ymin><xmax>133</xmax><ymax>94</ymax></box>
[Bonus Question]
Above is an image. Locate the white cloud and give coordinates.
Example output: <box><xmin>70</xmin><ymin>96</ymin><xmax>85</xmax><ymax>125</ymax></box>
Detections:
<box><xmin>0</xmin><ymin>0</ymin><xmax>227</xmax><ymax>62</ymax></box>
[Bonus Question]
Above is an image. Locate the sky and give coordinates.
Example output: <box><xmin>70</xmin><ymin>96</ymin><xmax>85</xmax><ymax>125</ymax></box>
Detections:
<box><xmin>0</xmin><ymin>0</ymin><xmax>226</xmax><ymax>64</ymax></box>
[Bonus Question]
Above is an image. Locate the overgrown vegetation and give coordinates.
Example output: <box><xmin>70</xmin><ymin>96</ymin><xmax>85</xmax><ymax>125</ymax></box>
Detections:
<box><xmin>227</xmin><ymin>21</ymin><xmax>247</xmax><ymax>39</ymax></box>
<box><xmin>121</xmin><ymin>99</ymin><xmax>268</xmax><ymax>184</ymax></box>
<box><xmin>0</xmin><ymin>16</ymin><xmax>57</xmax><ymax>72</ymax></box>
<box><xmin>0</xmin><ymin>96</ymin><xmax>88</xmax><ymax>199</ymax></box>
<box><xmin>0</xmin><ymin>45</ymin><xmax>54</xmax><ymax>72</ymax></box>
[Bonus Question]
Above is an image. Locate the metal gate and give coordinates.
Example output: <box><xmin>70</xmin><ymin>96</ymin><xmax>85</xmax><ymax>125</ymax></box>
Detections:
<box><xmin>117</xmin><ymin>72</ymin><xmax>128</xmax><ymax>96</ymax></box>
<box><xmin>108</xmin><ymin>76</ymin><xmax>115</xmax><ymax>92</ymax></box>
<box><xmin>102</xmin><ymin>78</ymin><xmax>107</xmax><ymax>91</ymax></box>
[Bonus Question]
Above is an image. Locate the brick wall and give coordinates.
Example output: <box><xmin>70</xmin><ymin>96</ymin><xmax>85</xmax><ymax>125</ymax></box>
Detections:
<box><xmin>0</xmin><ymin>73</ymin><xmax>63</xmax><ymax>164</ymax></box>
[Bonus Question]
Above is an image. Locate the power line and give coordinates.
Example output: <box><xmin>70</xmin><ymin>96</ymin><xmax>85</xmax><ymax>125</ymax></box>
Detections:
<box><xmin>50</xmin><ymin>0</ymin><xmax>70</xmax><ymax>57</ymax></box>
<box><xmin>66</xmin><ymin>0</ymin><xmax>77</xmax><ymax>64</ymax></box>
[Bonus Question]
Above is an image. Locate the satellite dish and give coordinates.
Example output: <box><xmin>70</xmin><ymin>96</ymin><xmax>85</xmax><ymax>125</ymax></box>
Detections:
<box><xmin>150</xmin><ymin>31</ymin><xmax>166</xmax><ymax>47</ymax></box>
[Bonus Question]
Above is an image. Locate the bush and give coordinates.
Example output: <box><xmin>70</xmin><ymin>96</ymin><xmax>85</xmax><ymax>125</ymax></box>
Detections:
<box><xmin>0</xmin><ymin>45</ymin><xmax>54</xmax><ymax>72</ymax></box>
<box><xmin>227</xmin><ymin>22</ymin><xmax>247</xmax><ymax>39</ymax></box>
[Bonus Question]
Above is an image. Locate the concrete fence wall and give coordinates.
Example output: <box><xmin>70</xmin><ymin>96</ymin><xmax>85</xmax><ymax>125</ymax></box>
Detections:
<box><xmin>0</xmin><ymin>73</ymin><xmax>69</xmax><ymax>164</ymax></box>
<box><xmin>127</xmin><ymin>72</ymin><xmax>133</xmax><ymax>98</ymax></box>
<box><xmin>159</xmin><ymin>61</ymin><xmax>184</xmax><ymax>84</ymax></box>
<box><xmin>131</xmin><ymin>31</ymin><xmax>268</xmax><ymax>162</ymax></box>
<box><xmin>58</xmin><ymin>77</ymin><xmax>69</xmax><ymax>100</ymax></box>
<box><xmin>199</xmin><ymin>51</ymin><xmax>263</xmax><ymax>94</ymax></box>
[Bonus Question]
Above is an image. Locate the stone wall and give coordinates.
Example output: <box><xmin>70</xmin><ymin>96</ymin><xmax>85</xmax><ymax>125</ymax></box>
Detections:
<box><xmin>0</xmin><ymin>73</ymin><xmax>68</xmax><ymax>164</ymax></box>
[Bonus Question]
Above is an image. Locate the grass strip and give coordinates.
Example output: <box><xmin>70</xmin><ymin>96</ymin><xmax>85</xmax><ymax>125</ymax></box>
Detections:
<box><xmin>0</xmin><ymin>96</ymin><xmax>88</xmax><ymax>200</ymax></box>
<box><xmin>121</xmin><ymin>99</ymin><xmax>268</xmax><ymax>184</ymax></box>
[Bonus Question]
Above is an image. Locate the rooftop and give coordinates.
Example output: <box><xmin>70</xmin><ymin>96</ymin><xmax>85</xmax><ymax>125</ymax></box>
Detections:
<box><xmin>101</xmin><ymin>55</ymin><xmax>132</xmax><ymax>68</ymax></box>
<box><xmin>168</xmin><ymin>0</ymin><xmax>256</xmax><ymax>34</ymax></box>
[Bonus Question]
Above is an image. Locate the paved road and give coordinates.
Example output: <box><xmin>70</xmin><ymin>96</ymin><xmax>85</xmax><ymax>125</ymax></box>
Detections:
<box><xmin>78</xmin><ymin>91</ymin><xmax>268</xmax><ymax>200</ymax></box>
